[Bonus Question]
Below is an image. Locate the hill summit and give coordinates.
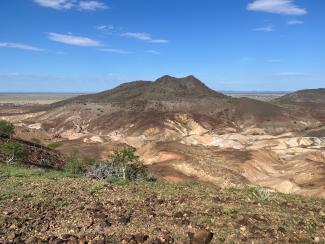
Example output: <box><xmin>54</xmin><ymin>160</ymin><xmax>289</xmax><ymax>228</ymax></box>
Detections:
<box><xmin>57</xmin><ymin>75</ymin><xmax>226</xmax><ymax>105</ymax></box>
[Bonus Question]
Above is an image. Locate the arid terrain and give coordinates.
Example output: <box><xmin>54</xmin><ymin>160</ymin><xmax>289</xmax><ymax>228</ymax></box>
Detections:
<box><xmin>3</xmin><ymin>0</ymin><xmax>325</xmax><ymax>241</ymax></box>
<box><xmin>225</xmin><ymin>92</ymin><xmax>286</xmax><ymax>102</ymax></box>
<box><xmin>1</xmin><ymin>75</ymin><xmax>324</xmax><ymax>198</ymax></box>
<box><xmin>0</xmin><ymin>93</ymin><xmax>84</xmax><ymax>105</ymax></box>
<box><xmin>1</xmin><ymin>164</ymin><xmax>324</xmax><ymax>243</ymax></box>
<box><xmin>0</xmin><ymin>92</ymin><xmax>284</xmax><ymax>105</ymax></box>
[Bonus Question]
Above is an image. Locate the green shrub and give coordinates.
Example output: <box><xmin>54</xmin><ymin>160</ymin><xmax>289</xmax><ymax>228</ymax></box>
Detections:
<box><xmin>124</xmin><ymin>159</ymin><xmax>148</xmax><ymax>181</ymax></box>
<box><xmin>64</xmin><ymin>152</ymin><xmax>90</xmax><ymax>175</ymax></box>
<box><xmin>86</xmin><ymin>148</ymin><xmax>149</xmax><ymax>181</ymax></box>
<box><xmin>250</xmin><ymin>186</ymin><xmax>274</xmax><ymax>201</ymax></box>
<box><xmin>111</xmin><ymin>147</ymin><xmax>148</xmax><ymax>181</ymax></box>
<box><xmin>0</xmin><ymin>142</ymin><xmax>26</xmax><ymax>164</ymax></box>
<box><xmin>0</xmin><ymin>120</ymin><xmax>15</xmax><ymax>137</ymax></box>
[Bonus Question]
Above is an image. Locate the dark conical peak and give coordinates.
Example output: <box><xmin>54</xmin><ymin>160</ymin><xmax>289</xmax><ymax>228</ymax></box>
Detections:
<box><xmin>151</xmin><ymin>75</ymin><xmax>226</xmax><ymax>98</ymax></box>
<box><xmin>50</xmin><ymin>74</ymin><xmax>227</xmax><ymax>107</ymax></box>
<box><xmin>185</xmin><ymin>75</ymin><xmax>199</xmax><ymax>80</ymax></box>
<box><xmin>154</xmin><ymin>75</ymin><xmax>205</xmax><ymax>87</ymax></box>
<box><xmin>155</xmin><ymin>75</ymin><xmax>199</xmax><ymax>82</ymax></box>
<box><xmin>154</xmin><ymin>75</ymin><xmax>176</xmax><ymax>83</ymax></box>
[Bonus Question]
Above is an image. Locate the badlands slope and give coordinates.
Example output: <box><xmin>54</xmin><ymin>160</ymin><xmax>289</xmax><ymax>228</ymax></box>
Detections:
<box><xmin>4</xmin><ymin>76</ymin><xmax>325</xmax><ymax>197</ymax></box>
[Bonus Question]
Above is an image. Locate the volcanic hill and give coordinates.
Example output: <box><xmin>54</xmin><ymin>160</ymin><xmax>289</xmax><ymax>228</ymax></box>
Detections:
<box><xmin>5</xmin><ymin>75</ymin><xmax>325</xmax><ymax>197</ymax></box>
<box><xmin>43</xmin><ymin>75</ymin><xmax>313</xmax><ymax>136</ymax></box>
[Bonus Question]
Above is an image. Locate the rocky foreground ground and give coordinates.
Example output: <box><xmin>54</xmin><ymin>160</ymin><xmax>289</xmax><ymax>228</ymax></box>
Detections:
<box><xmin>0</xmin><ymin>164</ymin><xmax>324</xmax><ymax>243</ymax></box>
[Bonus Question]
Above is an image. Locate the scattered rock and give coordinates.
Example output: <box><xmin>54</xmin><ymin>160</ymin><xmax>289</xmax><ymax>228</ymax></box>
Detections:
<box><xmin>148</xmin><ymin>238</ymin><xmax>162</xmax><ymax>244</ymax></box>
<box><xmin>118</xmin><ymin>213</ymin><xmax>132</xmax><ymax>224</ymax></box>
<box><xmin>134</xmin><ymin>234</ymin><xmax>149</xmax><ymax>243</ymax></box>
<box><xmin>122</xmin><ymin>234</ymin><xmax>149</xmax><ymax>244</ymax></box>
<box><xmin>188</xmin><ymin>229</ymin><xmax>213</xmax><ymax>244</ymax></box>
<box><xmin>174</xmin><ymin>212</ymin><xmax>184</xmax><ymax>218</ymax></box>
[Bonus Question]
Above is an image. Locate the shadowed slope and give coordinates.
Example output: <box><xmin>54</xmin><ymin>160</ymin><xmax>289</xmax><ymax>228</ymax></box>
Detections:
<box><xmin>276</xmin><ymin>88</ymin><xmax>325</xmax><ymax>104</ymax></box>
<box><xmin>275</xmin><ymin>88</ymin><xmax>325</xmax><ymax>124</ymax></box>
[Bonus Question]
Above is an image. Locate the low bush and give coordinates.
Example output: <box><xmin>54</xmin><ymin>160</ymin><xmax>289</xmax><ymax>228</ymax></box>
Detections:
<box><xmin>86</xmin><ymin>148</ymin><xmax>150</xmax><ymax>181</ymax></box>
<box><xmin>0</xmin><ymin>142</ymin><xmax>26</xmax><ymax>164</ymax></box>
<box><xmin>250</xmin><ymin>186</ymin><xmax>274</xmax><ymax>201</ymax></box>
<box><xmin>64</xmin><ymin>152</ymin><xmax>90</xmax><ymax>175</ymax></box>
<box><xmin>0</xmin><ymin>120</ymin><xmax>15</xmax><ymax>137</ymax></box>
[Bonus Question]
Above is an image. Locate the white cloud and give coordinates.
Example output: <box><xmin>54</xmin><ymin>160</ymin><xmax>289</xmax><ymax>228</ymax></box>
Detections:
<box><xmin>121</xmin><ymin>32</ymin><xmax>168</xmax><ymax>44</ymax></box>
<box><xmin>0</xmin><ymin>42</ymin><xmax>44</xmax><ymax>51</ymax></box>
<box><xmin>147</xmin><ymin>50</ymin><xmax>160</xmax><ymax>55</ymax></box>
<box><xmin>247</xmin><ymin>0</ymin><xmax>307</xmax><ymax>15</ymax></box>
<box><xmin>287</xmin><ymin>19</ymin><xmax>304</xmax><ymax>25</ymax></box>
<box><xmin>253</xmin><ymin>26</ymin><xmax>274</xmax><ymax>32</ymax></box>
<box><xmin>47</xmin><ymin>33</ymin><xmax>101</xmax><ymax>46</ymax></box>
<box><xmin>33</xmin><ymin>0</ymin><xmax>75</xmax><ymax>10</ymax></box>
<box><xmin>150</xmin><ymin>39</ymin><xmax>169</xmax><ymax>44</ymax></box>
<box><xmin>122</xmin><ymin>32</ymin><xmax>151</xmax><ymax>41</ymax></box>
<box><xmin>34</xmin><ymin>0</ymin><xmax>108</xmax><ymax>11</ymax></box>
<box><xmin>99</xmin><ymin>48</ymin><xmax>129</xmax><ymax>54</ymax></box>
<box><xmin>96</xmin><ymin>25</ymin><xmax>114</xmax><ymax>31</ymax></box>
<box><xmin>78</xmin><ymin>1</ymin><xmax>108</xmax><ymax>10</ymax></box>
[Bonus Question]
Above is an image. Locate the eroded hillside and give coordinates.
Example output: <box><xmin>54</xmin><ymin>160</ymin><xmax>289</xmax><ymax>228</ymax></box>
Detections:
<box><xmin>1</xmin><ymin>76</ymin><xmax>324</xmax><ymax>197</ymax></box>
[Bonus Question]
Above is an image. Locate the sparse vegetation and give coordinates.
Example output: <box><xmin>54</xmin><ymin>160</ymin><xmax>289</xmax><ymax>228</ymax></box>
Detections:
<box><xmin>0</xmin><ymin>142</ymin><xmax>26</xmax><ymax>164</ymax></box>
<box><xmin>47</xmin><ymin>142</ymin><xmax>63</xmax><ymax>149</ymax></box>
<box><xmin>63</xmin><ymin>151</ymin><xmax>90</xmax><ymax>175</ymax></box>
<box><xmin>86</xmin><ymin>147</ymin><xmax>150</xmax><ymax>181</ymax></box>
<box><xmin>0</xmin><ymin>164</ymin><xmax>324</xmax><ymax>243</ymax></box>
<box><xmin>0</xmin><ymin>120</ymin><xmax>15</xmax><ymax>137</ymax></box>
<box><xmin>250</xmin><ymin>186</ymin><xmax>275</xmax><ymax>201</ymax></box>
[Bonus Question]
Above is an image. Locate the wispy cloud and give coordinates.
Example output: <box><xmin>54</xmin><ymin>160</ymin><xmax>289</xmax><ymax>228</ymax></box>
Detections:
<box><xmin>122</xmin><ymin>32</ymin><xmax>151</xmax><ymax>41</ymax></box>
<box><xmin>34</xmin><ymin>0</ymin><xmax>74</xmax><ymax>10</ymax></box>
<box><xmin>147</xmin><ymin>50</ymin><xmax>160</xmax><ymax>55</ymax></box>
<box><xmin>0</xmin><ymin>42</ymin><xmax>44</xmax><ymax>51</ymax></box>
<box><xmin>253</xmin><ymin>26</ymin><xmax>274</xmax><ymax>32</ymax></box>
<box><xmin>287</xmin><ymin>19</ymin><xmax>304</xmax><ymax>25</ymax></box>
<box><xmin>78</xmin><ymin>1</ymin><xmax>108</xmax><ymax>10</ymax></box>
<box><xmin>34</xmin><ymin>0</ymin><xmax>108</xmax><ymax>11</ymax></box>
<box><xmin>150</xmin><ymin>39</ymin><xmax>169</xmax><ymax>44</ymax></box>
<box><xmin>121</xmin><ymin>32</ymin><xmax>168</xmax><ymax>44</ymax></box>
<box><xmin>99</xmin><ymin>48</ymin><xmax>129</xmax><ymax>54</ymax></box>
<box><xmin>275</xmin><ymin>72</ymin><xmax>307</xmax><ymax>76</ymax></box>
<box><xmin>47</xmin><ymin>33</ymin><xmax>102</xmax><ymax>46</ymax></box>
<box><xmin>96</xmin><ymin>25</ymin><xmax>114</xmax><ymax>31</ymax></box>
<box><xmin>247</xmin><ymin>0</ymin><xmax>307</xmax><ymax>15</ymax></box>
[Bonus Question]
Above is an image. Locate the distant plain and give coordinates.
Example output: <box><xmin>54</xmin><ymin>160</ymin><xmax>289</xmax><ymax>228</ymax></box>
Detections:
<box><xmin>0</xmin><ymin>93</ymin><xmax>84</xmax><ymax>105</ymax></box>
<box><xmin>0</xmin><ymin>92</ymin><xmax>286</xmax><ymax>105</ymax></box>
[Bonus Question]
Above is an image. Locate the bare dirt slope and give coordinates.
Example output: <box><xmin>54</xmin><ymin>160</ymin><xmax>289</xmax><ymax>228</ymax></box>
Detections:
<box><xmin>1</xmin><ymin>165</ymin><xmax>324</xmax><ymax>243</ymax></box>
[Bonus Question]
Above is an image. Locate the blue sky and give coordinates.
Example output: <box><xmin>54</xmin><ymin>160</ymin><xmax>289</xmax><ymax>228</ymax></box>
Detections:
<box><xmin>0</xmin><ymin>0</ymin><xmax>324</xmax><ymax>92</ymax></box>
